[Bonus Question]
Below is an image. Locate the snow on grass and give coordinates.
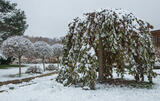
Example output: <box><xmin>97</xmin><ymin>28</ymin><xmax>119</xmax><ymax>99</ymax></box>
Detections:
<box><xmin>0</xmin><ymin>64</ymin><xmax>55</xmax><ymax>82</ymax></box>
<box><xmin>0</xmin><ymin>73</ymin><xmax>160</xmax><ymax>101</ymax></box>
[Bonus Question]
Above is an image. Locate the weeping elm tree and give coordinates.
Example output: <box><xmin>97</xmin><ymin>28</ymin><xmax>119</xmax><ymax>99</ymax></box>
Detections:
<box><xmin>56</xmin><ymin>8</ymin><xmax>156</xmax><ymax>89</ymax></box>
<box><xmin>34</xmin><ymin>41</ymin><xmax>52</xmax><ymax>71</ymax></box>
<box><xmin>52</xmin><ymin>43</ymin><xmax>63</xmax><ymax>62</ymax></box>
<box><xmin>1</xmin><ymin>36</ymin><xmax>32</xmax><ymax>77</ymax></box>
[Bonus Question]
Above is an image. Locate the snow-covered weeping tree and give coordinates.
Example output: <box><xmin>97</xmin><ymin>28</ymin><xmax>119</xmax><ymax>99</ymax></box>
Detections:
<box><xmin>34</xmin><ymin>41</ymin><xmax>52</xmax><ymax>71</ymax></box>
<box><xmin>52</xmin><ymin>43</ymin><xmax>63</xmax><ymax>62</ymax></box>
<box><xmin>1</xmin><ymin>36</ymin><xmax>32</xmax><ymax>77</ymax></box>
<box><xmin>56</xmin><ymin>9</ymin><xmax>156</xmax><ymax>89</ymax></box>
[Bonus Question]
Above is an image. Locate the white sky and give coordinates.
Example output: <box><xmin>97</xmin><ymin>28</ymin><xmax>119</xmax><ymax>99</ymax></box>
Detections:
<box><xmin>10</xmin><ymin>0</ymin><xmax>160</xmax><ymax>38</ymax></box>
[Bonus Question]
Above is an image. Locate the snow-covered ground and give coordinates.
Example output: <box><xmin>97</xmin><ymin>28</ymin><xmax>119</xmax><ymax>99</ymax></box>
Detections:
<box><xmin>0</xmin><ymin>64</ymin><xmax>54</xmax><ymax>82</ymax></box>
<box><xmin>0</xmin><ymin>71</ymin><xmax>160</xmax><ymax>101</ymax></box>
<box><xmin>0</xmin><ymin>64</ymin><xmax>160</xmax><ymax>101</ymax></box>
<box><xmin>155</xmin><ymin>61</ymin><xmax>160</xmax><ymax>67</ymax></box>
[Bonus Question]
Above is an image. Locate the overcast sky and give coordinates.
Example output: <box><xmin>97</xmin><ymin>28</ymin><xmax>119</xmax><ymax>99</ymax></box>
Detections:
<box><xmin>10</xmin><ymin>0</ymin><xmax>160</xmax><ymax>38</ymax></box>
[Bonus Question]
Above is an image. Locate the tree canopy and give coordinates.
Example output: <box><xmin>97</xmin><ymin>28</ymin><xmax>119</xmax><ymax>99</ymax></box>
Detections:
<box><xmin>57</xmin><ymin>9</ymin><xmax>156</xmax><ymax>89</ymax></box>
<box><xmin>0</xmin><ymin>0</ymin><xmax>28</xmax><ymax>44</ymax></box>
<box><xmin>34</xmin><ymin>41</ymin><xmax>52</xmax><ymax>71</ymax></box>
<box><xmin>52</xmin><ymin>43</ymin><xmax>63</xmax><ymax>59</ymax></box>
<box><xmin>1</xmin><ymin>36</ymin><xmax>32</xmax><ymax>76</ymax></box>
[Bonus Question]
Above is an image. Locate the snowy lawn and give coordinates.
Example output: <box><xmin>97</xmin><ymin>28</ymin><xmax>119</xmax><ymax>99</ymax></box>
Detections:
<box><xmin>0</xmin><ymin>71</ymin><xmax>160</xmax><ymax>101</ymax></box>
<box><xmin>0</xmin><ymin>64</ymin><xmax>55</xmax><ymax>82</ymax></box>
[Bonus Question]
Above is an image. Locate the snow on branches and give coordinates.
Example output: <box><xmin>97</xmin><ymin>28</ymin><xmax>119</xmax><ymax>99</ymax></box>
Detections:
<box><xmin>0</xmin><ymin>49</ymin><xmax>6</xmax><ymax>59</ymax></box>
<box><xmin>34</xmin><ymin>41</ymin><xmax>52</xmax><ymax>59</ymax></box>
<box><xmin>52</xmin><ymin>43</ymin><xmax>63</xmax><ymax>61</ymax></box>
<box><xmin>34</xmin><ymin>41</ymin><xmax>52</xmax><ymax>71</ymax></box>
<box><xmin>1</xmin><ymin>36</ymin><xmax>32</xmax><ymax>76</ymax></box>
<box><xmin>1</xmin><ymin>36</ymin><xmax>32</xmax><ymax>58</ymax></box>
<box><xmin>57</xmin><ymin>8</ymin><xmax>156</xmax><ymax>89</ymax></box>
<box><xmin>0</xmin><ymin>0</ymin><xmax>28</xmax><ymax>44</ymax></box>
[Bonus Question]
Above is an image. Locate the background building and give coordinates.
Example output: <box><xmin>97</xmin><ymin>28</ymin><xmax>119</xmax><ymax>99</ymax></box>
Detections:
<box><xmin>151</xmin><ymin>30</ymin><xmax>160</xmax><ymax>48</ymax></box>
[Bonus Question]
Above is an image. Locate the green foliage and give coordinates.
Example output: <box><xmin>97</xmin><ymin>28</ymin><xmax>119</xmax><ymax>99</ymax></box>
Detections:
<box><xmin>0</xmin><ymin>57</ymin><xmax>14</xmax><ymax>65</ymax></box>
<box><xmin>0</xmin><ymin>0</ymin><xmax>28</xmax><ymax>65</ymax></box>
<box><xmin>0</xmin><ymin>64</ymin><xmax>26</xmax><ymax>69</ymax></box>
<box><xmin>57</xmin><ymin>9</ymin><xmax>156</xmax><ymax>89</ymax></box>
<box><xmin>0</xmin><ymin>0</ymin><xmax>28</xmax><ymax>44</ymax></box>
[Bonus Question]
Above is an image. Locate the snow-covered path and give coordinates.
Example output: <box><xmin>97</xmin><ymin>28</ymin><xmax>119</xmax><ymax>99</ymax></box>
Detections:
<box><xmin>0</xmin><ymin>64</ymin><xmax>52</xmax><ymax>82</ymax></box>
<box><xmin>0</xmin><ymin>74</ymin><xmax>160</xmax><ymax>101</ymax></box>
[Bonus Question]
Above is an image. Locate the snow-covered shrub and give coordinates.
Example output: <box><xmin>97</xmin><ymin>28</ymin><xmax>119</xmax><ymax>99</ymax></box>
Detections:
<box><xmin>25</xmin><ymin>66</ymin><xmax>43</xmax><ymax>74</ymax></box>
<box><xmin>1</xmin><ymin>36</ymin><xmax>32</xmax><ymax>77</ymax></box>
<box><xmin>57</xmin><ymin>8</ymin><xmax>156</xmax><ymax>89</ymax></box>
<box><xmin>46</xmin><ymin>64</ymin><xmax>59</xmax><ymax>71</ymax></box>
<box><xmin>33</xmin><ymin>41</ymin><xmax>52</xmax><ymax>71</ymax></box>
<box><xmin>52</xmin><ymin>43</ymin><xmax>63</xmax><ymax>62</ymax></box>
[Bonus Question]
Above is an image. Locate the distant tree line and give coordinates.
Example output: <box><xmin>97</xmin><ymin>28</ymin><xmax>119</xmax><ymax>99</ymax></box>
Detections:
<box><xmin>25</xmin><ymin>36</ymin><xmax>63</xmax><ymax>45</ymax></box>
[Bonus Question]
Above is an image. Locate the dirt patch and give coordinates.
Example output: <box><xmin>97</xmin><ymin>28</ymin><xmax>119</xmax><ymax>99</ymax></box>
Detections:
<box><xmin>101</xmin><ymin>78</ymin><xmax>153</xmax><ymax>89</ymax></box>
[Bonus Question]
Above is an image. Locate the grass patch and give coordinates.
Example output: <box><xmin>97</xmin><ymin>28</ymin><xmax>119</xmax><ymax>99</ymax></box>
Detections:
<box><xmin>102</xmin><ymin>78</ymin><xmax>153</xmax><ymax>89</ymax></box>
<box><xmin>0</xmin><ymin>64</ymin><xmax>26</xmax><ymax>69</ymax></box>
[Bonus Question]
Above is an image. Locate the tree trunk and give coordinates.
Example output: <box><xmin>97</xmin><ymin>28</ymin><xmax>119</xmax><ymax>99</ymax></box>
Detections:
<box><xmin>98</xmin><ymin>36</ymin><xmax>105</xmax><ymax>82</ymax></box>
<box><xmin>57</xmin><ymin>57</ymin><xmax>60</xmax><ymax>63</ymax></box>
<box><xmin>140</xmin><ymin>72</ymin><xmax>144</xmax><ymax>82</ymax></box>
<box><xmin>135</xmin><ymin>74</ymin><xmax>140</xmax><ymax>82</ymax></box>
<box><xmin>42</xmin><ymin>58</ymin><xmax>45</xmax><ymax>71</ymax></box>
<box><xmin>18</xmin><ymin>56</ymin><xmax>22</xmax><ymax>77</ymax></box>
